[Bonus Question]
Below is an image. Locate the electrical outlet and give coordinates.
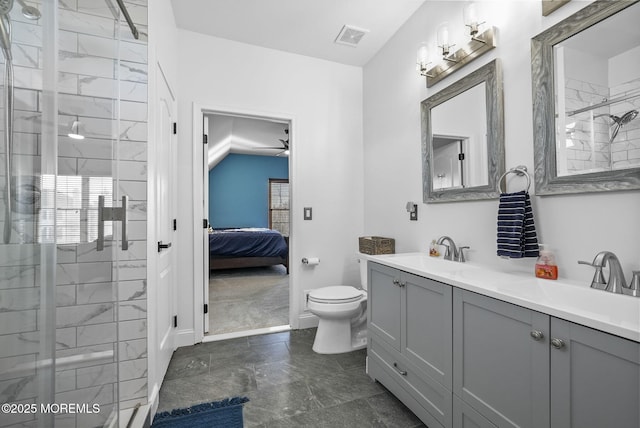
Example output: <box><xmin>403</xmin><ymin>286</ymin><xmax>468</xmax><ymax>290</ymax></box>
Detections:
<box><xmin>303</xmin><ymin>290</ymin><xmax>311</xmax><ymax>310</ymax></box>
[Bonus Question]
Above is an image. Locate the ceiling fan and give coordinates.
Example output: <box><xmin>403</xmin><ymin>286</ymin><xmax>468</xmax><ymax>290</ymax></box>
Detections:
<box><xmin>256</xmin><ymin>129</ymin><xmax>289</xmax><ymax>156</ymax></box>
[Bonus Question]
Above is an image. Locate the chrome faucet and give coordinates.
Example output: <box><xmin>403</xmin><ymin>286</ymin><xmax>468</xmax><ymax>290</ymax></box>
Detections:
<box><xmin>436</xmin><ymin>236</ymin><xmax>469</xmax><ymax>262</ymax></box>
<box><xmin>578</xmin><ymin>251</ymin><xmax>638</xmax><ymax>296</ymax></box>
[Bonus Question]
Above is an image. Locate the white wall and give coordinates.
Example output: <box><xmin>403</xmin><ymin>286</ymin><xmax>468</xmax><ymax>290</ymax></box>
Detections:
<box><xmin>176</xmin><ymin>30</ymin><xmax>364</xmax><ymax>340</ymax></box>
<box><xmin>363</xmin><ymin>0</ymin><xmax>640</xmax><ymax>281</ymax></box>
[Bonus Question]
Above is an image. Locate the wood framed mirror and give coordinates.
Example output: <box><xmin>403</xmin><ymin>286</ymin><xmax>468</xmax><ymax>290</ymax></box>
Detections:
<box><xmin>421</xmin><ymin>59</ymin><xmax>505</xmax><ymax>203</ymax></box>
<box><xmin>532</xmin><ymin>0</ymin><xmax>640</xmax><ymax>195</ymax></box>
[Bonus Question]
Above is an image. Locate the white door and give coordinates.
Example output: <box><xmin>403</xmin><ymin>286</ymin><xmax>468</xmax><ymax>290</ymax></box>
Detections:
<box><xmin>155</xmin><ymin>68</ymin><xmax>177</xmax><ymax>382</ymax></box>
<box><xmin>203</xmin><ymin>115</ymin><xmax>210</xmax><ymax>333</ymax></box>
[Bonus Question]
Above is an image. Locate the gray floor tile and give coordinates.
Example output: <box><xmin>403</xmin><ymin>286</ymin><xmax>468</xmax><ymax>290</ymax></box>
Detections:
<box><xmin>243</xmin><ymin>380</ymin><xmax>323</xmax><ymax>427</ymax></box>
<box><xmin>172</xmin><ymin>336</ymin><xmax>250</xmax><ymax>359</ymax></box>
<box><xmin>266</xmin><ymin>398</ymin><xmax>387</xmax><ymax>428</ymax></box>
<box><xmin>367</xmin><ymin>391</ymin><xmax>426</xmax><ymax>428</ymax></box>
<box><xmin>306</xmin><ymin>366</ymin><xmax>384</xmax><ymax>408</ymax></box>
<box><xmin>158</xmin><ymin>366</ymin><xmax>257</xmax><ymax>413</ymax></box>
<box><xmin>163</xmin><ymin>353</ymin><xmax>210</xmax><ymax>380</ymax></box>
<box><xmin>157</xmin><ymin>328</ymin><xmax>421</xmax><ymax>427</ymax></box>
<box><xmin>247</xmin><ymin>331</ymin><xmax>291</xmax><ymax>346</ymax></box>
<box><xmin>333</xmin><ymin>348</ymin><xmax>368</xmax><ymax>370</ymax></box>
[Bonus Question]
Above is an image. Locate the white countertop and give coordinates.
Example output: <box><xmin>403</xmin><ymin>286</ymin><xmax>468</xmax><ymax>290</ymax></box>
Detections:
<box><xmin>362</xmin><ymin>252</ymin><xmax>640</xmax><ymax>343</ymax></box>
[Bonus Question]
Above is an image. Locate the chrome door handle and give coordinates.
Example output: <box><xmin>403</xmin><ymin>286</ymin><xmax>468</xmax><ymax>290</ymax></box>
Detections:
<box><xmin>97</xmin><ymin>195</ymin><xmax>128</xmax><ymax>251</ymax></box>
<box><xmin>393</xmin><ymin>362</ymin><xmax>407</xmax><ymax>376</ymax></box>
<box><xmin>530</xmin><ymin>330</ymin><xmax>544</xmax><ymax>341</ymax></box>
<box><xmin>158</xmin><ymin>241</ymin><xmax>172</xmax><ymax>252</ymax></box>
<box><xmin>551</xmin><ymin>338</ymin><xmax>565</xmax><ymax>349</ymax></box>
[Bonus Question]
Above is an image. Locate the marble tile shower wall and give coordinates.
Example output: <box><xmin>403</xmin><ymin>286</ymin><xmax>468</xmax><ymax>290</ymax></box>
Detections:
<box><xmin>564</xmin><ymin>76</ymin><xmax>640</xmax><ymax>173</ymax></box>
<box><xmin>564</xmin><ymin>78</ymin><xmax>610</xmax><ymax>173</ymax></box>
<box><xmin>0</xmin><ymin>1</ymin><xmax>148</xmax><ymax>426</ymax></box>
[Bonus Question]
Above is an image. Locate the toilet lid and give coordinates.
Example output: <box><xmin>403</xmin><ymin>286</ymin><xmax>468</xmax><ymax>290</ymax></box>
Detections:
<box><xmin>308</xmin><ymin>286</ymin><xmax>363</xmax><ymax>304</ymax></box>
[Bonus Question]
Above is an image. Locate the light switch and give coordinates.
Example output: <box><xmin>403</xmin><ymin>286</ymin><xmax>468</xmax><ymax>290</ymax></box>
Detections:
<box><xmin>304</xmin><ymin>207</ymin><xmax>312</xmax><ymax>220</ymax></box>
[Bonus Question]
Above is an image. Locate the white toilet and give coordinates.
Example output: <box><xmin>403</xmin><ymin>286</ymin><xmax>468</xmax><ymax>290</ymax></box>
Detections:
<box><xmin>307</xmin><ymin>258</ymin><xmax>368</xmax><ymax>354</ymax></box>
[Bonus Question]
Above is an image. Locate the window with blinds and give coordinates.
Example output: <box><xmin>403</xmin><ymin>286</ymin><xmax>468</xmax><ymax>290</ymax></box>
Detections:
<box><xmin>38</xmin><ymin>175</ymin><xmax>113</xmax><ymax>244</ymax></box>
<box><xmin>269</xmin><ymin>178</ymin><xmax>289</xmax><ymax>237</ymax></box>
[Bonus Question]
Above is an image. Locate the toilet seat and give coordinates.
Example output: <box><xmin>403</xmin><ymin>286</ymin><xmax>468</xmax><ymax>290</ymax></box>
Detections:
<box><xmin>308</xmin><ymin>286</ymin><xmax>364</xmax><ymax>304</ymax></box>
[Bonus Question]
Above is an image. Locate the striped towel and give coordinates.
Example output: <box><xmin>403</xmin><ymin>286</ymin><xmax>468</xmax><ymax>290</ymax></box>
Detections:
<box><xmin>497</xmin><ymin>191</ymin><xmax>539</xmax><ymax>258</ymax></box>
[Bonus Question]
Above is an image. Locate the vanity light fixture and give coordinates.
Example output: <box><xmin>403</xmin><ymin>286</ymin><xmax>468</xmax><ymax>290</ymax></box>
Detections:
<box><xmin>436</xmin><ymin>22</ymin><xmax>457</xmax><ymax>62</ymax></box>
<box><xmin>418</xmin><ymin>2</ymin><xmax>496</xmax><ymax>88</ymax></box>
<box><xmin>463</xmin><ymin>2</ymin><xmax>485</xmax><ymax>41</ymax></box>
<box><xmin>67</xmin><ymin>118</ymin><xmax>84</xmax><ymax>140</ymax></box>
<box><xmin>416</xmin><ymin>42</ymin><xmax>432</xmax><ymax>77</ymax></box>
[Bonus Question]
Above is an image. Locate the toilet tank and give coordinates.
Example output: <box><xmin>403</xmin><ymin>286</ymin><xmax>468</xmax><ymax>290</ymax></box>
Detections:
<box><xmin>359</xmin><ymin>257</ymin><xmax>368</xmax><ymax>291</ymax></box>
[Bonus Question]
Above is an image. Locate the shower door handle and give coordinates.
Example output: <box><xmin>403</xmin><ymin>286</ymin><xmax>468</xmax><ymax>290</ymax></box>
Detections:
<box><xmin>97</xmin><ymin>196</ymin><xmax>128</xmax><ymax>251</ymax></box>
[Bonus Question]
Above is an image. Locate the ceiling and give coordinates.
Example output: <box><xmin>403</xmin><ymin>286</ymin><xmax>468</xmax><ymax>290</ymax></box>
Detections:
<box><xmin>207</xmin><ymin>114</ymin><xmax>289</xmax><ymax>169</ymax></box>
<box><xmin>170</xmin><ymin>0</ymin><xmax>426</xmax><ymax>66</ymax></box>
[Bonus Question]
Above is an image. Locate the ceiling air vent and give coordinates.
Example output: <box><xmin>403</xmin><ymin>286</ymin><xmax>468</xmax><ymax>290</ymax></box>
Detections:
<box><xmin>334</xmin><ymin>25</ymin><xmax>369</xmax><ymax>47</ymax></box>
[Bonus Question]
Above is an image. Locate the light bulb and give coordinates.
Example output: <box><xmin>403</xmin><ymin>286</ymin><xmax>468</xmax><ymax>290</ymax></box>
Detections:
<box><xmin>436</xmin><ymin>22</ymin><xmax>454</xmax><ymax>57</ymax></box>
<box><xmin>463</xmin><ymin>2</ymin><xmax>484</xmax><ymax>38</ymax></box>
<box><xmin>416</xmin><ymin>43</ymin><xmax>430</xmax><ymax>75</ymax></box>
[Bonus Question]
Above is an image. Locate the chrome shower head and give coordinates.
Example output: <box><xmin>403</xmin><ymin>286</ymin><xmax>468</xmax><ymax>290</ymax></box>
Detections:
<box><xmin>609</xmin><ymin>110</ymin><xmax>639</xmax><ymax>144</ymax></box>
<box><xmin>610</xmin><ymin>110</ymin><xmax>638</xmax><ymax>125</ymax></box>
<box><xmin>619</xmin><ymin>109</ymin><xmax>638</xmax><ymax>125</ymax></box>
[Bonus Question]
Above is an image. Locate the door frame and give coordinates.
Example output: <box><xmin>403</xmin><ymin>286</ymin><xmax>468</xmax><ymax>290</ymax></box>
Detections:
<box><xmin>191</xmin><ymin>103</ymin><xmax>298</xmax><ymax>342</ymax></box>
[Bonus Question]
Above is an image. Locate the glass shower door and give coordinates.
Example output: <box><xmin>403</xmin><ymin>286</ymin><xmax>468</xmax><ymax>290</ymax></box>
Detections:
<box><xmin>0</xmin><ymin>1</ymin><xmax>146</xmax><ymax>426</ymax></box>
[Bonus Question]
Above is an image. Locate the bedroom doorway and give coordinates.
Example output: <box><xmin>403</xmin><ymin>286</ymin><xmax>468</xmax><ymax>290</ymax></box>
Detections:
<box><xmin>202</xmin><ymin>111</ymin><xmax>292</xmax><ymax>340</ymax></box>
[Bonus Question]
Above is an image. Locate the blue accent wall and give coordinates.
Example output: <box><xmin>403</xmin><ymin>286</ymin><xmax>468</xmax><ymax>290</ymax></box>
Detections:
<box><xmin>209</xmin><ymin>154</ymin><xmax>289</xmax><ymax>228</ymax></box>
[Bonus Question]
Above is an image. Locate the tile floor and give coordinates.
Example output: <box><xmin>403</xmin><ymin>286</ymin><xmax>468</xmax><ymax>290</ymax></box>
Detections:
<box><xmin>157</xmin><ymin>329</ymin><xmax>425</xmax><ymax>427</ymax></box>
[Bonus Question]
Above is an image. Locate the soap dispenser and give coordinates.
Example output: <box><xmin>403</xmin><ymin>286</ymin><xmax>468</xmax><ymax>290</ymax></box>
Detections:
<box><xmin>535</xmin><ymin>245</ymin><xmax>558</xmax><ymax>280</ymax></box>
<box><xmin>429</xmin><ymin>240</ymin><xmax>440</xmax><ymax>257</ymax></box>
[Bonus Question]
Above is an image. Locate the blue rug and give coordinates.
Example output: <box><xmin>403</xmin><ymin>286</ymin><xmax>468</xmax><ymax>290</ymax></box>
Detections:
<box><xmin>152</xmin><ymin>397</ymin><xmax>249</xmax><ymax>428</ymax></box>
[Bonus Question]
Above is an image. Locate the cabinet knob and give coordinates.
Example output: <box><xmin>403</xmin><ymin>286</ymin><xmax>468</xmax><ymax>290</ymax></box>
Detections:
<box><xmin>393</xmin><ymin>362</ymin><xmax>407</xmax><ymax>376</ymax></box>
<box><xmin>392</xmin><ymin>279</ymin><xmax>405</xmax><ymax>287</ymax></box>
<box><xmin>550</xmin><ymin>338</ymin><xmax>565</xmax><ymax>349</ymax></box>
<box><xmin>530</xmin><ymin>330</ymin><xmax>544</xmax><ymax>341</ymax></box>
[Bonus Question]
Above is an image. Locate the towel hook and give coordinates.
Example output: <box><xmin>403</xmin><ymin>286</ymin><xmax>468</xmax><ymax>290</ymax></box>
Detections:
<box><xmin>498</xmin><ymin>165</ymin><xmax>531</xmax><ymax>193</ymax></box>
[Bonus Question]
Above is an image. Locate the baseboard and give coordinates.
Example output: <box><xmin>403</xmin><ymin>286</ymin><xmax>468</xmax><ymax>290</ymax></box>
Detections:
<box><xmin>148</xmin><ymin>384</ymin><xmax>160</xmax><ymax>424</ymax></box>
<box><xmin>297</xmin><ymin>313</ymin><xmax>318</xmax><ymax>329</ymax></box>
<box><xmin>175</xmin><ymin>329</ymin><xmax>196</xmax><ymax>348</ymax></box>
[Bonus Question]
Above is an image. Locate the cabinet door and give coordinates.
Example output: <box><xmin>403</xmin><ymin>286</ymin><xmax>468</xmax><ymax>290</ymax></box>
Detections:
<box><xmin>403</xmin><ymin>273</ymin><xmax>453</xmax><ymax>390</ymax></box>
<box><xmin>550</xmin><ymin>318</ymin><xmax>640</xmax><ymax>428</ymax></box>
<box><xmin>453</xmin><ymin>289</ymin><xmax>550</xmax><ymax>428</ymax></box>
<box><xmin>453</xmin><ymin>395</ymin><xmax>498</xmax><ymax>428</ymax></box>
<box><xmin>368</xmin><ymin>262</ymin><xmax>402</xmax><ymax>351</ymax></box>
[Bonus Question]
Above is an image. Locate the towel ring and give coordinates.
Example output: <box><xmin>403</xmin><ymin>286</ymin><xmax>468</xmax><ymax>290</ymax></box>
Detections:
<box><xmin>498</xmin><ymin>165</ymin><xmax>531</xmax><ymax>193</ymax></box>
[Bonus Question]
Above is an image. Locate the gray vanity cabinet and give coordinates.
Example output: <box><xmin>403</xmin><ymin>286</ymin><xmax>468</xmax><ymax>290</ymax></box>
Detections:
<box><xmin>453</xmin><ymin>396</ymin><xmax>497</xmax><ymax>428</ymax></box>
<box><xmin>453</xmin><ymin>289</ymin><xmax>550</xmax><ymax>428</ymax></box>
<box><xmin>368</xmin><ymin>262</ymin><xmax>402</xmax><ymax>351</ymax></box>
<box><xmin>453</xmin><ymin>288</ymin><xmax>640</xmax><ymax>428</ymax></box>
<box><xmin>549</xmin><ymin>318</ymin><xmax>640</xmax><ymax>428</ymax></box>
<box><xmin>368</xmin><ymin>261</ymin><xmax>640</xmax><ymax>428</ymax></box>
<box><xmin>367</xmin><ymin>262</ymin><xmax>453</xmax><ymax>428</ymax></box>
